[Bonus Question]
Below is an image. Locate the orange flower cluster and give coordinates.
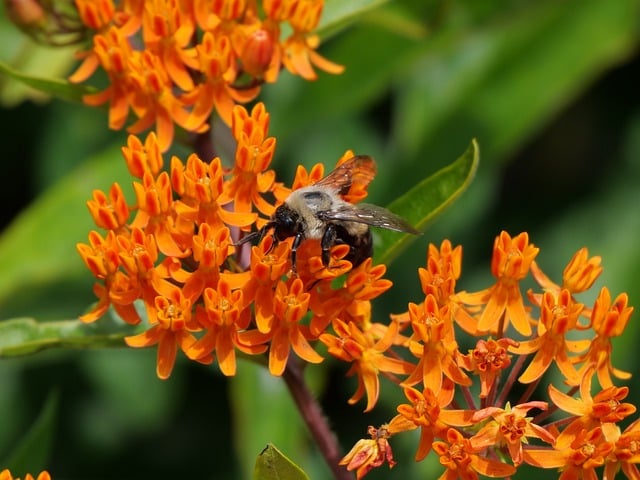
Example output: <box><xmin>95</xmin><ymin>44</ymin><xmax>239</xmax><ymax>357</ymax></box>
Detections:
<box><xmin>78</xmin><ymin>100</ymin><xmax>638</xmax><ymax>478</ymax></box>
<box><xmin>341</xmin><ymin>232</ymin><xmax>639</xmax><ymax>479</ymax></box>
<box><xmin>77</xmin><ymin>102</ymin><xmax>393</xmax><ymax>380</ymax></box>
<box><xmin>0</xmin><ymin>470</ymin><xmax>50</xmax><ymax>480</ymax></box>
<box><xmin>69</xmin><ymin>0</ymin><xmax>343</xmax><ymax>151</ymax></box>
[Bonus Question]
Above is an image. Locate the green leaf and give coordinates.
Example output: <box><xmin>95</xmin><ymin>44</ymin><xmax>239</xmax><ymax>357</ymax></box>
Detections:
<box><xmin>318</xmin><ymin>0</ymin><xmax>390</xmax><ymax>39</ymax></box>
<box><xmin>1</xmin><ymin>390</ymin><xmax>58</xmax><ymax>475</ymax></box>
<box><xmin>0</xmin><ymin>60</ymin><xmax>93</xmax><ymax>104</ymax></box>
<box><xmin>0</xmin><ymin>315</ymin><xmax>139</xmax><ymax>357</ymax></box>
<box><xmin>375</xmin><ymin>139</ymin><xmax>479</xmax><ymax>265</ymax></box>
<box><xmin>393</xmin><ymin>0</ymin><xmax>640</xmax><ymax>166</ymax></box>
<box><xmin>0</xmin><ymin>143</ymin><xmax>130</xmax><ymax>315</ymax></box>
<box><xmin>254</xmin><ymin>443</ymin><xmax>310</xmax><ymax>480</ymax></box>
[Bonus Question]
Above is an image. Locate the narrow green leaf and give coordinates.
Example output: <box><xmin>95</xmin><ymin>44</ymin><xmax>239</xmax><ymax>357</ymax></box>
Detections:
<box><xmin>0</xmin><ymin>60</ymin><xmax>94</xmax><ymax>103</ymax></box>
<box><xmin>2</xmin><ymin>390</ymin><xmax>58</xmax><ymax>475</ymax></box>
<box><xmin>318</xmin><ymin>0</ymin><xmax>390</xmax><ymax>38</ymax></box>
<box><xmin>0</xmin><ymin>315</ymin><xmax>139</xmax><ymax>357</ymax></box>
<box><xmin>254</xmin><ymin>443</ymin><xmax>310</xmax><ymax>480</ymax></box>
<box><xmin>375</xmin><ymin>139</ymin><xmax>479</xmax><ymax>265</ymax></box>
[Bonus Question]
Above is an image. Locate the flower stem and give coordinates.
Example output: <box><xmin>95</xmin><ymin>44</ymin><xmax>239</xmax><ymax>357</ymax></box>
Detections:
<box><xmin>282</xmin><ymin>358</ymin><xmax>352</xmax><ymax>480</ymax></box>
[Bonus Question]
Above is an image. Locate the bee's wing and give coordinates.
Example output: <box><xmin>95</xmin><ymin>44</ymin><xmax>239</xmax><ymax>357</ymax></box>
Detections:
<box><xmin>314</xmin><ymin>155</ymin><xmax>377</xmax><ymax>195</ymax></box>
<box><xmin>321</xmin><ymin>203</ymin><xmax>421</xmax><ymax>234</ymax></box>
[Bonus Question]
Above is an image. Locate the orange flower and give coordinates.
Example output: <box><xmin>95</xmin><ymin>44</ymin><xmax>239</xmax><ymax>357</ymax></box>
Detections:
<box><xmin>140</xmin><ymin>0</ymin><xmax>197</xmax><ymax>92</ymax></box>
<box><xmin>310</xmin><ymin>258</ymin><xmax>392</xmax><ymax>336</ymax></box>
<box><xmin>531</xmin><ymin>247</ymin><xmax>602</xmax><ymax>295</ymax></box>
<box><xmin>187</xmin><ymin>279</ymin><xmax>267</xmax><ymax>375</ymax></box>
<box><xmin>0</xmin><ymin>470</ymin><xmax>51</xmax><ymax>480</ymax></box>
<box><xmin>279</xmin><ymin>0</ymin><xmax>344</xmax><ymax>80</ymax></box>
<box><xmin>182</xmin><ymin>31</ymin><xmax>260</xmax><ymax>128</ymax></box>
<box><xmin>456</xmin><ymin>231</ymin><xmax>538</xmax><ymax>336</ymax></box>
<box><xmin>125</xmin><ymin>281</ymin><xmax>204</xmax><ymax>379</ymax></box>
<box><xmin>602</xmin><ymin>419</ymin><xmax>640</xmax><ymax>480</ymax></box>
<box><xmin>171</xmin><ymin>154</ymin><xmax>256</xmax><ymax>229</ymax></box>
<box><xmin>178</xmin><ymin>223</ymin><xmax>233</xmax><ymax>300</ymax></box>
<box><xmin>265</xmin><ymin>278</ymin><xmax>324</xmax><ymax>376</ymax></box>
<box><xmin>388</xmin><ymin>384</ymin><xmax>472</xmax><ymax>461</ymax></box>
<box><xmin>222</xmin><ymin>103</ymin><xmax>279</xmax><ymax>218</ymax></box>
<box><xmin>120</xmin><ymin>132</ymin><xmax>164</xmax><ymax>179</ymax></box>
<box><xmin>523</xmin><ymin>426</ymin><xmax>614</xmax><ymax>480</ymax></box>
<box><xmin>131</xmin><ymin>171</ymin><xmax>187</xmax><ymax>257</ymax></box>
<box><xmin>459</xmin><ymin>337</ymin><xmax>518</xmax><ymax>398</ymax></box>
<box><xmin>573</xmin><ymin>287</ymin><xmax>633</xmax><ymax>388</ymax></box>
<box><xmin>471</xmin><ymin>401</ymin><xmax>555</xmax><ymax>466</ymax></box>
<box><xmin>434</xmin><ymin>428</ymin><xmax>517</xmax><ymax>480</ymax></box>
<box><xmin>548</xmin><ymin>368</ymin><xmax>636</xmax><ymax>442</ymax></box>
<box><xmin>510</xmin><ymin>289</ymin><xmax>586</xmax><ymax>385</ymax></box>
<box><xmin>340</xmin><ymin>425</ymin><xmax>396</xmax><ymax>480</ymax></box>
<box><xmin>402</xmin><ymin>294</ymin><xmax>471</xmax><ymax>392</ymax></box>
<box><xmin>242</xmin><ymin>237</ymin><xmax>292</xmax><ymax>332</ymax></box>
<box><xmin>320</xmin><ymin>318</ymin><xmax>412</xmax><ymax>412</ymax></box>
<box><xmin>70</xmin><ymin>27</ymin><xmax>138</xmax><ymax>130</ymax></box>
<box><xmin>76</xmin><ymin>230</ymin><xmax>142</xmax><ymax>324</ymax></box>
<box><xmin>86</xmin><ymin>183</ymin><xmax>131</xmax><ymax>232</ymax></box>
<box><xmin>71</xmin><ymin>1</ymin><xmax>342</xmax><ymax>151</ymax></box>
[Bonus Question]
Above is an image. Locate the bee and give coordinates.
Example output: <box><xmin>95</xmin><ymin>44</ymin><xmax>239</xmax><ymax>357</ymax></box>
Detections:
<box><xmin>238</xmin><ymin>155</ymin><xmax>420</xmax><ymax>271</ymax></box>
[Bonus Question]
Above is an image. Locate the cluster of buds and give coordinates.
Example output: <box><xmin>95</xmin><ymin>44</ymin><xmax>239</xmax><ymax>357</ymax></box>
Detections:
<box><xmin>68</xmin><ymin>0</ymin><xmax>343</xmax><ymax>151</ymax></box>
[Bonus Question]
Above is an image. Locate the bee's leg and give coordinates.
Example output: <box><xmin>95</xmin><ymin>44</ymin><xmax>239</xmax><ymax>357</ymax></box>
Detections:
<box><xmin>291</xmin><ymin>232</ymin><xmax>304</xmax><ymax>273</ymax></box>
<box><xmin>321</xmin><ymin>224</ymin><xmax>338</xmax><ymax>267</ymax></box>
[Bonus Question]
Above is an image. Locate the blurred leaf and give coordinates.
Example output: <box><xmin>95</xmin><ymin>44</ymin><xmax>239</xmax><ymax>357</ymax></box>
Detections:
<box><xmin>265</xmin><ymin>20</ymin><xmax>426</xmax><ymax>137</ymax></box>
<box><xmin>1</xmin><ymin>390</ymin><xmax>58</xmax><ymax>474</ymax></box>
<box><xmin>375</xmin><ymin>139</ymin><xmax>479</xmax><ymax>265</ymax></box>
<box><xmin>0</xmin><ymin>143</ymin><xmax>130</xmax><ymax>314</ymax></box>
<box><xmin>0</xmin><ymin>60</ymin><xmax>92</xmax><ymax>104</ymax></box>
<box><xmin>319</xmin><ymin>0</ymin><xmax>390</xmax><ymax>39</ymax></box>
<box><xmin>393</xmin><ymin>0</ymin><xmax>640</xmax><ymax>167</ymax></box>
<box><xmin>0</xmin><ymin>6</ymin><xmax>82</xmax><ymax>106</ymax></box>
<box><xmin>0</xmin><ymin>315</ymin><xmax>138</xmax><ymax>357</ymax></box>
<box><xmin>253</xmin><ymin>443</ymin><xmax>310</xmax><ymax>480</ymax></box>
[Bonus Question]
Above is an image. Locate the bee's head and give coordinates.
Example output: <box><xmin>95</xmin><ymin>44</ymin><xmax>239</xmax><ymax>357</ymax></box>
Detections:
<box><xmin>272</xmin><ymin>204</ymin><xmax>301</xmax><ymax>240</ymax></box>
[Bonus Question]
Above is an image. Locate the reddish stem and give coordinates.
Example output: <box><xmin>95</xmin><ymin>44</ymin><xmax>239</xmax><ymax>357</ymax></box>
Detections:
<box><xmin>282</xmin><ymin>358</ymin><xmax>353</xmax><ymax>480</ymax></box>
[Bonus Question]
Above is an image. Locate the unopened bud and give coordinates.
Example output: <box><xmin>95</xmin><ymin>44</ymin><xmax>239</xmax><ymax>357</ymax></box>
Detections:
<box><xmin>4</xmin><ymin>0</ymin><xmax>87</xmax><ymax>46</ymax></box>
<box><xmin>240</xmin><ymin>28</ymin><xmax>275</xmax><ymax>78</ymax></box>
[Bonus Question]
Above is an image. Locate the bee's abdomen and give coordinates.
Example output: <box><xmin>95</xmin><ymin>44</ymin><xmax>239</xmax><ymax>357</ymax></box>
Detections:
<box><xmin>334</xmin><ymin>224</ymin><xmax>373</xmax><ymax>267</ymax></box>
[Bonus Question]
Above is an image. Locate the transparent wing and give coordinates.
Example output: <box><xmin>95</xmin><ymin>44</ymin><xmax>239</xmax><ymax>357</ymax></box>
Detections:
<box><xmin>320</xmin><ymin>203</ymin><xmax>420</xmax><ymax>234</ymax></box>
<box><xmin>314</xmin><ymin>155</ymin><xmax>377</xmax><ymax>195</ymax></box>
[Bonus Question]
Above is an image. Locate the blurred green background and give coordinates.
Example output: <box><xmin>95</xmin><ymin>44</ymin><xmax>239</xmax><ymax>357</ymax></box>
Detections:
<box><xmin>1</xmin><ymin>0</ymin><xmax>639</xmax><ymax>479</ymax></box>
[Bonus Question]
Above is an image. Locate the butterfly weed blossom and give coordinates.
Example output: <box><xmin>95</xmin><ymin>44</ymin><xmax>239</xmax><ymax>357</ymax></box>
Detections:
<box><xmin>341</xmin><ymin>233</ymin><xmax>639</xmax><ymax>479</ymax></box>
<box><xmin>0</xmin><ymin>470</ymin><xmax>51</xmax><ymax>480</ymax></box>
<box><xmin>77</xmin><ymin>102</ymin><xmax>398</xmax><ymax>384</ymax></box>
<box><xmin>68</xmin><ymin>0</ymin><xmax>343</xmax><ymax>151</ymax></box>
<box><xmin>77</xmin><ymin>101</ymin><xmax>639</xmax><ymax>478</ymax></box>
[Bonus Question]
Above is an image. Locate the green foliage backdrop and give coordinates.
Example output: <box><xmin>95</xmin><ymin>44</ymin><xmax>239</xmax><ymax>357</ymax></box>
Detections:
<box><xmin>0</xmin><ymin>0</ymin><xmax>639</xmax><ymax>478</ymax></box>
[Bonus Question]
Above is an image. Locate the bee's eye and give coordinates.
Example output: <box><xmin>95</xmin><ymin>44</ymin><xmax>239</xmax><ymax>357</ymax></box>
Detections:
<box><xmin>274</xmin><ymin>205</ymin><xmax>299</xmax><ymax>238</ymax></box>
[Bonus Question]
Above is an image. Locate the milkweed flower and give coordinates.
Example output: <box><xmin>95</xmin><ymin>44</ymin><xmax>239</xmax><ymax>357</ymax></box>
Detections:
<box><xmin>341</xmin><ymin>232</ymin><xmax>637</xmax><ymax>479</ymax></box>
<box><xmin>0</xmin><ymin>471</ymin><xmax>51</xmax><ymax>480</ymax></box>
<box><xmin>339</xmin><ymin>425</ymin><xmax>396</xmax><ymax>480</ymax></box>
<box><xmin>434</xmin><ymin>428</ymin><xmax>517</xmax><ymax>479</ymax></box>
<box><xmin>77</xmin><ymin>102</ymin><xmax>639</xmax><ymax>480</ymax></box>
<box><xmin>455</xmin><ymin>231</ymin><xmax>539</xmax><ymax>336</ymax></box>
<box><xmin>69</xmin><ymin>0</ymin><xmax>343</xmax><ymax>151</ymax></box>
<box><xmin>79</xmin><ymin>102</ymin><xmax>398</xmax><ymax>386</ymax></box>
